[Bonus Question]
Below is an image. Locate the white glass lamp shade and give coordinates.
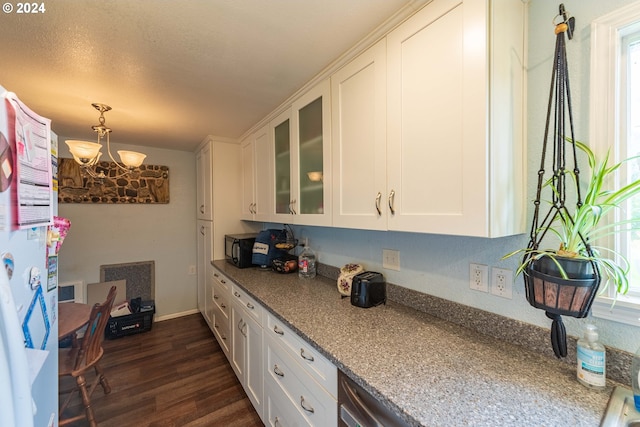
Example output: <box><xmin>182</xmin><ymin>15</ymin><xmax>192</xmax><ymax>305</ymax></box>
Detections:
<box><xmin>65</xmin><ymin>140</ymin><xmax>102</xmax><ymax>165</ymax></box>
<box><xmin>117</xmin><ymin>150</ymin><xmax>146</xmax><ymax>168</ymax></box>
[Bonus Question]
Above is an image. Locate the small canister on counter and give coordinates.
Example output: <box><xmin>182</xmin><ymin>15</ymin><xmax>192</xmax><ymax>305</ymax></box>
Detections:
<box><xmin>337</xmin><ymin>263</ymin><xmax>364</xmax><ymax>297</ymax></box>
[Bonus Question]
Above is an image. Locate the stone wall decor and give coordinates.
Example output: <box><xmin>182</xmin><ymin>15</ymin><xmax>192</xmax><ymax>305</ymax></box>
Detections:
<box><xmin>58</xmin><ymin>158</ymin><xmax>169</xmax><ymax>204</ymax></box>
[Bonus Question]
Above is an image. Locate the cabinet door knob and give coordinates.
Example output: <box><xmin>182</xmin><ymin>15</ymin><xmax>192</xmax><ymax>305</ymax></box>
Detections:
<box><xmin>375</xmin><ymin>192</ymin><xmax>382</xmax><ymax>215</ymax></box>
<box><xmin>388</xmin><ymin>190</ymin><xmax>396</xmax><ymax>215</ymax></box>
<box><xmin>300</xmin><ymin>396</ymin><xmax>315</xmax><ymax>413</ymax></box>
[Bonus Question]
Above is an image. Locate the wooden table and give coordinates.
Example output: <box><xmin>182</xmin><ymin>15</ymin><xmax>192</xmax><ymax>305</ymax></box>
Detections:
<box><xmin>58</xmin><ymin>302</ymin><xmax>92</xmax><ymax>340</ymax></box>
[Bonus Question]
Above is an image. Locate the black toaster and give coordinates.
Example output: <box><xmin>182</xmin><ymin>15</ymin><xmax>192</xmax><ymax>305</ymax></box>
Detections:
<box><xmin>350</xmin><ymin>271</ymin><xmax>386</xmax><ymax>308</ymax></box>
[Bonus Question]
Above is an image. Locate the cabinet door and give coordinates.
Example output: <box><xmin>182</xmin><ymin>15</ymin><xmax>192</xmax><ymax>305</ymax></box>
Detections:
<box><xmin>244</xmin><ymin>313</ymin><xmax>264</xmax><ymax>421</ymax></box>
<box><xmin>253</xmin><ymin>125</ymin><xmax>272</xmax><ymax>222</ymax></box>
<box><xmin>197</xmin><ymin>220</ymin><xmax>212</xmax><ymax>326</ymax></box>
<box><xmin>241</xmin><ymin>135</ymin><xmax>256</xmax><ymax>220</ymax></box>
<box><xmin>291</xmin><ymin>79</ymin><xmax>332</xmax><ymax>226</ymax></box>
<box><xmin>271</xmin><ymin>108</ymin><xmax>294</xmax><ymax>223</ymax></box>
<box><xmin>196</xmin><ymin>141</ymin><xmax>212</xmax><ymax>221</ymax></box>
<box><xmin>386</xmin><ymin>0</ymin><xmax>488</xmax><ymax>235</ymax></box>
<box><xmin>230</xmin><ymin>301</ymin><xmax>246</xmax><ymax>382</ymax></box>
<box><xmin>332</xmin><ymin>40</ymin><xmax>387</xmax><ymax>230</ymax></box>
<box><xmin>241</xmin><ymin>126</ymin><xmax>273</xmax><ymax>222</ymax></box>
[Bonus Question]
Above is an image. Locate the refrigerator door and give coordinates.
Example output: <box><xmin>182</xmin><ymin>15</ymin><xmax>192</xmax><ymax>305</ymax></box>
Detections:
<box><xmin>0</xmin><ymin>266</ymin><xmax>35</xmax><ymax>427</ymax></box>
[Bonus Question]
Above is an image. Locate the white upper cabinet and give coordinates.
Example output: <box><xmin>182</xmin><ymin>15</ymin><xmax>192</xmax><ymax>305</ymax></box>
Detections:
<box><xmin>331</xmin><ymin>40</ymin><xmax>387</xmax><ymax>230</ymax></box>
<box><xmin>241</xmin><ymin>125</ymin><xmax>272</xmax><ymax>221</ymax></box>
<box><xmin>385</xmin><ymin>0</ymin><xmax>526</xmax><ymax>237</ymax></box>
<box><xmin>196</xmin><ymin>142</ymin><xmax>212</xmax><ymax>221</ymax></box>
<box><xmin>270</xmin><ymin>79</ymin><xmax>332</xmax><ymax>226</ymax></box>
<box><xmin>291</xmin><ymin>79</ymin><xmax>332</xmax><ymax>226</ymax></box>
<box><xmin>241</xmin><ymin>0</ymin><xmax>525</xmax><ymax>237</ymax></box>
<box><xmin>271</xmin><ymin>108</ymin><xmax>294</xmax><ymax>223</ymax></box>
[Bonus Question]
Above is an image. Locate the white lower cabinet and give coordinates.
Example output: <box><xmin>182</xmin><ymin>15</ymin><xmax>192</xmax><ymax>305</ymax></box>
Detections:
<box><xmin>210</xmin><ymin>268</ymin><xmax>337</xmax><ymax>426</ymax></box>
<box><xmin>264</xmin><ymin>371</ymin><xmax>312</xmax><ymax>427</ymax></box>
<box><xmin>230</xmin><ymin>284</ymin><xmax>264</xmax><ymax>422</ymax></box>
<box><xmin>211</xmin><ymin>270</ymin><xmax>231</xmax><ymax>359</ymax></box>
<box><xmin>265</xmin><ymin>313</ymin><xmax>337</xmax><ymax>427</ymax></box>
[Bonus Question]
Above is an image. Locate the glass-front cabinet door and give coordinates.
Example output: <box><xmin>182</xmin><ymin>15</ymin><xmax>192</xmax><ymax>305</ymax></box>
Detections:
<box><xmin>271</xmin><ymin>108</ymin><xmax>293</xmax><ymax>222</ymax></box>
<box><xmin>291</xmin><ymin>79</ymin><xmax>331</xmax><ymax>226</ymax></box>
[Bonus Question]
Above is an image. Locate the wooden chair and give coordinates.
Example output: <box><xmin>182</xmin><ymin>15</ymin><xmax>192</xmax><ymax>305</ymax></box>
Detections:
<box><xmin>59</xmin><ymin>285</ymin><xmax>117</xmax><ymax>427</ymax></box>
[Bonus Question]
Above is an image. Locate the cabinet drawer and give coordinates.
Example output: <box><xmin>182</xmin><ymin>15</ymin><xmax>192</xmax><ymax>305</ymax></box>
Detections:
<box><xmin>267</xmin><ymin>313</ymin><xmax>337</xmax><ymax>396</ymax></box>
<box><xmin>212</xmin><ymin>304</ymin><xmax>230</xmax><ymax>357</ymax></box>
<box><xmin>266</xmin><ymin>333</ymin><xmax>337</xmax><ymax>426</ymax></box>
<box><xmin>264</xmin><ymin>376</ymin><xmax>312</xmax><ymax>427</ymax></box>
<box><xmin>231</xmin><ymin>284</ymin><xmax>264</xmax><ymax>325</ymax></box>
<box><xmin>212</xmin><ymin>273</ymin><xmax>230</xmax><ymax>320</ymax></box>
<box><xmin>212</xmin><ymin>268</ymin><xmax>231</xmax><ymax>289</ymax></box>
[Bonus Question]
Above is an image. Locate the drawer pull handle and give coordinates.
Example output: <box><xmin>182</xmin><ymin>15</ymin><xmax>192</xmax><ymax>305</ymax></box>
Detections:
<box><xmin>300</xmin><ymin>396</ymin><xmax>315</xmax><ymax>413</ymax></box>
<box><xmin>274</xmin><ymin>416</ymin><xmax>280</xmax><ymax>426</ymax></box>
<box><xmin>234</xmin><ymin>291</ymin><xmax>241</xmax><ymax>298</ymax></box>
<box><xmin>300</xmin><ymin>348</ymin><xmax>314</xmax><ymax>362</ymax></box>
<box><xmin>273</xmin><ymin>325</ymin><xmax>284</xmax><ymax>336</ymax></box>
<box><xmin>221</xmin><ymin>279</ymin><xmax>226</xmax><ymax>284</ymax></box>
<box><xmin>246</xmin><ymin>302</ymin><xmax>254</xmax><ymax>310</ymax></box>
<box><xmin>213</xmin><ymin>295</ymin><xmax>219</xmax><ymax>300</ymax></box>
<box><xmin>375</xmin><ymin>192</ymin><xmax>382</xmax><ymax>215</ymax></box>
<box><xmin>214</xmin><ymin>273</ymin><xmax>219</xmax><ymax>277</ymax></box>
<box><xmin>221</xmin><ymin>303</ymin><xmax>226</xmax><ymax>309</ymax></box>
<box><xmin>273</xmin><ymin>364</ymin><xmax>285</xmax><ymax>377</ymax></box>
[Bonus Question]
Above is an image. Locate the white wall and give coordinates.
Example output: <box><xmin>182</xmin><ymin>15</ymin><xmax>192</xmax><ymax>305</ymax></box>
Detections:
<box><xmin>284</xmin><ymin>0</ymin><xmax>640</xmax><ymax>353</ymax></box>
<box><xmin>57</xmin><ymin>140</ymin><xmax>197</xmax><ymax>320</ymax></box>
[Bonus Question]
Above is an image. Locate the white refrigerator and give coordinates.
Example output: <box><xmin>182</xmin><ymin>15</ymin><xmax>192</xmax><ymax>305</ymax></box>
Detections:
<box><xmin>0</xmin><ymin>86</ymin><xmax>60</xmax><ymax>427</ymax></box>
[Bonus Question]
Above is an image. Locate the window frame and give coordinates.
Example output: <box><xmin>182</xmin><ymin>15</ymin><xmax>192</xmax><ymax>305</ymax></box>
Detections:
<box><xmin>590</xmin><ymin>2</ymin><xmax>640</xmax><ymax>326</ymax></box>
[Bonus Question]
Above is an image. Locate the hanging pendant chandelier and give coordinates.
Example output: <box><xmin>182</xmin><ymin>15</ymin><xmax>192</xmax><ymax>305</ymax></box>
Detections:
<box><xmin>65</xmin><ymin>103</ymin><xmax>147</xmax><ymax>179</ymax></box>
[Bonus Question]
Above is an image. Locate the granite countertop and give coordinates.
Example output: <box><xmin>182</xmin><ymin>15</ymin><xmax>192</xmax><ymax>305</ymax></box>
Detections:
<box><xmin>212</xmin><ymin>260</ymin><xmax>612</xmax><ymax>426</ymax></box>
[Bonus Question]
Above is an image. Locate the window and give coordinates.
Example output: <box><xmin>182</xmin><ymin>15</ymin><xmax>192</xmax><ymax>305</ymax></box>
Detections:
<box><xmin>590</xmin><ymin>3</ymin><xmax>640</xmax><ymax>326</ymax></box>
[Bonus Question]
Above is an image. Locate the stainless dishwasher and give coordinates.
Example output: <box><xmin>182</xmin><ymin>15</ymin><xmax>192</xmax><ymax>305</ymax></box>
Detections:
<box><xmin>338</xmin><ymin>370</ymin><xmax>411</xmax><ymax>427</ymax></box>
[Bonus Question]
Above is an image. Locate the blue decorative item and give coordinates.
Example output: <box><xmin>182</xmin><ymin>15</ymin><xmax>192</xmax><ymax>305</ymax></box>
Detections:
<box><xmin>22</xmin><ymin>284</ymin><xmax>50</xmax><ymax>350</ymax></box>
<box><xmin>252</xmin><ymin>229</ymin><xmax>289</xmax><ymax>268</ymax></box>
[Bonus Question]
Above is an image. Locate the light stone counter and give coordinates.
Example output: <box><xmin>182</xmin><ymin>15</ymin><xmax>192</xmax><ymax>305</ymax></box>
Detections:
<box><xmin>212</xmin><ymin>260</ymin><xmax>612</xmax><ymax>426</ymax></box>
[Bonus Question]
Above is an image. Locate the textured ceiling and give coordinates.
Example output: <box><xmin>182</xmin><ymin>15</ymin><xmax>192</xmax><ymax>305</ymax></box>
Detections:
<box><xmin>0</xmin><ymin>0</ymin><xmax>417</xmax><ymax>151</ymax></box>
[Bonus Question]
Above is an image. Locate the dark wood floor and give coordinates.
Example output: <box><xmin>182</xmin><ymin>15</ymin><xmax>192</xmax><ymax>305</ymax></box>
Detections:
<box><xmin>60</xmin><ymin>313</ymin><xmax>264</xmax><ymax>427</ymax></box>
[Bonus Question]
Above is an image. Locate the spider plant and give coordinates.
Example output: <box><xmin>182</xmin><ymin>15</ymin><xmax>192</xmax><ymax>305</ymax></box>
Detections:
<box><xmin>504</xmin><ymin>139</ymin><xmax>640</xmax><ymax>296</ymax></box>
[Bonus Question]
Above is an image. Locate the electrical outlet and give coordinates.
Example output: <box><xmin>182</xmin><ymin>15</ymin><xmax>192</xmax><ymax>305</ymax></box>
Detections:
<box><xmin>469</xmin><ymin>263</ymin><xmax>489</xmax><ymax>292</ymax></box>
<box><xmin>382</xmin><ymin>249</ymin><xmax>400</xmax><ymax>271</ymax></box>
<box><xmin>491</xmin><ymin>267</ymin><xmax>513</xmax><ymax>299</ymax></box>
<box><xmin>188</xmin><ymin>265</ymin><xmax>197</xmax><ymax>275</ymax></box>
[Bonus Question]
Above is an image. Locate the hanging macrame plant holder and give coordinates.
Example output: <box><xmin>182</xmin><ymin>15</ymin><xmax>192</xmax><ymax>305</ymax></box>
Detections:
<box><xmin>523</xmin><ymin>4</ymin><xmax>601</xmax><ymax>358</ymax></box>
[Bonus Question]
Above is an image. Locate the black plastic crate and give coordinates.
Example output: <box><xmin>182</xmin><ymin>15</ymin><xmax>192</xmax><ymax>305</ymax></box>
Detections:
<box><xmin>106</xmin><ymin>301</ymin><xmax>155</xmax><ymax>339</ymax></box>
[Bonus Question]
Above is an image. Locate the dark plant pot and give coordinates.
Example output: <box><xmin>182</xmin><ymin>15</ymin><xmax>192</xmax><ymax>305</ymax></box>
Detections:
<box><xmin>524</xmin><ymin>255</ymin><xmax>600</xmax><ymax>318</ymax></box>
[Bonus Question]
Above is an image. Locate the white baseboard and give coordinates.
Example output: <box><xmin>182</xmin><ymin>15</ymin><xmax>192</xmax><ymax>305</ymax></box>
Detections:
<box><xmin>154</xmin><ymin>308</ymin><xmax>199</xmax><ymax>322</ymax></box>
